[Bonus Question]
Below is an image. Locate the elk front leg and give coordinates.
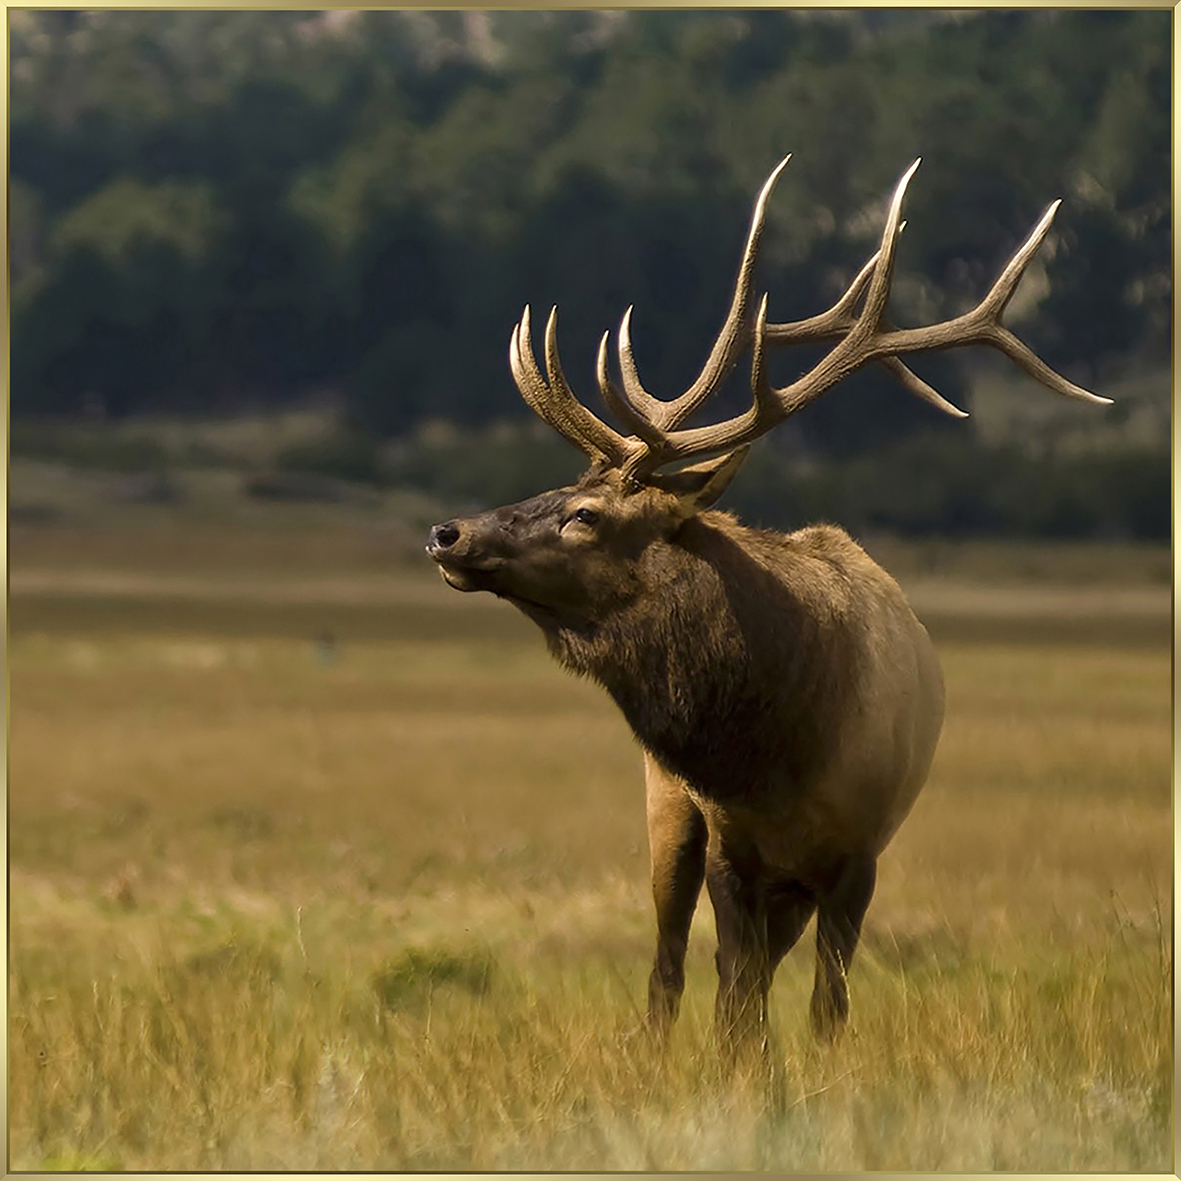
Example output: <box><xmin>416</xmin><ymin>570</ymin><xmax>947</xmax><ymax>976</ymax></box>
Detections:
<box><xmin>644</xmin><ymin>757</ymin><xmax>706</xmax><ymax>1038</ymax></box>
<box><xmin>811</xmin><ymin>854</ymin><xmax>876</xmax><ymax>1041</ymax></box>
<box><xmin>705</xmin><ymin>839</ymin><xmax>770</xmax><ymax>1058</ymax></box>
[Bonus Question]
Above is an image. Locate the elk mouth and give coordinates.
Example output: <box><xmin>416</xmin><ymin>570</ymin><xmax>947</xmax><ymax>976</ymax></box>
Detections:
<box><xmin>436</xmin><ymin>563</ymin><xmax>483</xmax><ymax>593</ymax></box>
<box><xmin>429</xmin><ymin>549</ymin><xmax>566</xmax><ymax>619</ymax></box>
<box><xmin>428</xmin><ymin>550</ymin><xmax>503</xmax><ymax>594</ymax></box>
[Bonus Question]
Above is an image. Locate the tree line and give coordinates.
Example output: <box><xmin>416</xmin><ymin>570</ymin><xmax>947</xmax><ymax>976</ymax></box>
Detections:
<box><xmin>10</xmin><ymin>10</ymin><xmax>1169</xmax><ymax>538</ymax></box>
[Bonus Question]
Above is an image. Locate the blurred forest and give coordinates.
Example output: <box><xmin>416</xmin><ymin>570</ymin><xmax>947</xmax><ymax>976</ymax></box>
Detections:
<box><xmin>9</xmin><ymin>9</ymin><xmax>1171</xmax><ymax>539</ymax></box>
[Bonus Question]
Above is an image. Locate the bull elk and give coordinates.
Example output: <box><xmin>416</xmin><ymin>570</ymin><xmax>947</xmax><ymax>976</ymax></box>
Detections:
<box><xmin>426</xmin><ymin>158</ymin><xmax>1108</xmax><ymax>1054</ymax></box>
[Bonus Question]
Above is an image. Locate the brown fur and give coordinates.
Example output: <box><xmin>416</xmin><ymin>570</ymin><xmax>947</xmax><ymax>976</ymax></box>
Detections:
<box><xmin>428</xmin><ymin>459</ymin><xmax>944</xmax><ymax>1053</ymax></box>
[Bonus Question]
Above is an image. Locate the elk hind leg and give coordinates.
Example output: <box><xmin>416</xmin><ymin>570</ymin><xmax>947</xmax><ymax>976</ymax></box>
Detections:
<box><xmin>645</xmin><ymin>761</ymin><xmax>706</xmax><ymax>1038</ymax></box>
<box><xmin>811</xmin><ymin>855</ymin><xmax>876</xmax><ymax>1042</ymax></box>
<box><xmin>706</xmin><ymin>845</ymin><xmax>770</xmax><ymax>1059</ymax></box>
<box><xmin>767</xmin><ymin>880</ymin><xmax>816</xmax><ymax>972</ymax></box>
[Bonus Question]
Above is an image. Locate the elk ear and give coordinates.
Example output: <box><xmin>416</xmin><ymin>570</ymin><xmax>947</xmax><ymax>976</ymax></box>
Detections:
<box><xmin>648</xmin><ymin>446</ymin><xmax>750</xmax><ymax>513</ymax></box>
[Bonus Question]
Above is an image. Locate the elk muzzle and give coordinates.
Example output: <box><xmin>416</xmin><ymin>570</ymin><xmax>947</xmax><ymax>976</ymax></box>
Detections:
<box><xmin>426</xmin><ymin>516</ymin><xmax>505</xmax><ymax>592</ymax></box>
<box><xmin>429</xmin><ymin>507</ymin><xmax>531</xmax><ymax>595</ymax></box>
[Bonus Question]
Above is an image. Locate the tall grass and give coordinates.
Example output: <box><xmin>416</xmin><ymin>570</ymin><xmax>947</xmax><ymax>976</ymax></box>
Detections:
<box><xmin>8</xmin><ymin>533</ymin><xmax>1172</xmax><ymax>1170</ymax></box>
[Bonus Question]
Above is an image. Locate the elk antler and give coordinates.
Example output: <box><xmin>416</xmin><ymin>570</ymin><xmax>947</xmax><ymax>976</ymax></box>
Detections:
<box><xmin>757</xmin><ymin>231</ymin><xmax>970</xmax><ymax>421</ymax></box>
<box><xmin>509</xmin><ymin>305</ymin><xmax>642</xmax><ymax>469</ymax></box>
<box><xmin>608</xmin><ymin>159</ymin><xmax>949</xmax><ymax>433</ymax></box>
<box><xmin>603</xmin><ymin>155</ymin><xmax>792</xmax><ymax>437</ymax></box>
<box><xmin>509</xmin><ymin>157</ymin><xmax>1110</xmax><ymax>481</ymax></box>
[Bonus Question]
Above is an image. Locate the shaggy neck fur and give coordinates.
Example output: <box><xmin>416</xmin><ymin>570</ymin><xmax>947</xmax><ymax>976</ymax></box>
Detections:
<box><xmin>525</xmin><ymin>512</ymin><xmax>864</xmax><ymax>802</ymax></box>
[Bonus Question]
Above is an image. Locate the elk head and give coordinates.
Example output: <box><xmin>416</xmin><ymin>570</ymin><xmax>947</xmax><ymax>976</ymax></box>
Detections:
<box><xmin>427</xmin><ymin>448</ymin><xmax>747</xmax><ymax>625</ymax></box>
<box><xmin>427</xmin><ymin>157</ymin><xmax>1109</xmax><ymax>621</ymax></box>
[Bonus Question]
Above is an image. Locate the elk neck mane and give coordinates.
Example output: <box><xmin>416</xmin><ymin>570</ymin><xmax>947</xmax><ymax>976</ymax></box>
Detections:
<box><xmin>530</xmin><ymin>511</ymin><xmax>871</xmax><ymax>802</ymax></box>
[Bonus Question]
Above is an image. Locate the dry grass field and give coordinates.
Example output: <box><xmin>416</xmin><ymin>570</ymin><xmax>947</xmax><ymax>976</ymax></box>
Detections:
<box><xmin>8</xmin><ymin>516</ymin><xmax>1172</xmax><ymax>1171</ymax></box>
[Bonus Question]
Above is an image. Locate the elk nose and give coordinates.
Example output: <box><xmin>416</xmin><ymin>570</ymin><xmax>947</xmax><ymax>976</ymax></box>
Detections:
<box><xmin>429</xmin><ymin>521</ymin><xmax>461</xmax><ymax>549</ymax></box>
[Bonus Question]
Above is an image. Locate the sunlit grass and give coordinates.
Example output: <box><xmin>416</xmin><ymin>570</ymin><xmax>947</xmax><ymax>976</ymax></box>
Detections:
<box><xmin>8</xmin><ymin>535</ymin><xmax>1172</xmax><ymax>1170</ymax></box>
<box><xmin>10</xmin><ymin>876</ymin><xmax>1169</xmax><ymax>1170</ymax></box>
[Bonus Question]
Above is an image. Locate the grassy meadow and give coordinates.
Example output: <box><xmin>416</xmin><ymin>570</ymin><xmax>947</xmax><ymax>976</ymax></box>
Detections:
<box><xmin>8</xmin><ymin>508</ymin><xmax>1173</xmax><ymax>1171</ymax></box>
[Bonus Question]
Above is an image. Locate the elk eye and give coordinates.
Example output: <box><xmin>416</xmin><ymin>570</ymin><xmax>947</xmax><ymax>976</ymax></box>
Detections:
<box><xmin>573</xmin><ymin>507</ymin><xmax>599</xmax><ymax>526</ymax></box>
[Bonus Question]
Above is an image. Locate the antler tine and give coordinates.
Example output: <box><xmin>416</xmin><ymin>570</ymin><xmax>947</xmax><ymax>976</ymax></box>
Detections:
<box><xmin>614</xmin><ymin>154</ymin><xmax>793</xmax><ymax>434</ymax></box>
<box><xmin>762</xmin><ymin>246</ymin><xmax>880</xmax><ymax>346</ymax></box>
<box><xmin>509</xmin><ymin>314</ymin><xmax>561</xmax><ymax>432</ymax></box>
<box><xmin>510</xmin><ymin>306</ymin><xmax>632</xmax><ymax>465</ymax></box>
<box><xmin>542</xmin><ymin>307</ymin><xmax>639</xmax><ymax>465</ymax></box>
<box><xmin>763</xmin><ymin>220</ymin><xmax>906</xmax><ymax>343</ymax></box>
<box><xmin>981</xmin><ymin>199</ymin><xmax>1061</xmax><ymax>320</ymax></box>
<box><xmin>987</xmin><ymin>325</ymin><xmax>1108</xmax><ymax>404</ymax></box>
<box><xmin>627</xmin><ymin>162</ymin><xmax>1107</xmax><ymax>476</ymax></box>
<box><xmin>596</xmin><ymin>331</ymin><xmax>667</xmax><ymax>449</ymax></box>
<box><xmin>878</xmin><ymin>356</ymin><xmax>969</xmax><ymax>419</ymax></box>
<box><xmin>859</xmin><ymin>157</ymin><xmax>921</xmax><ymax>336</ymax></box>
<box><xmin>750</xmin><ymin>294</ymin><xmax>780</xmax><ymax>421</ymax></box>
